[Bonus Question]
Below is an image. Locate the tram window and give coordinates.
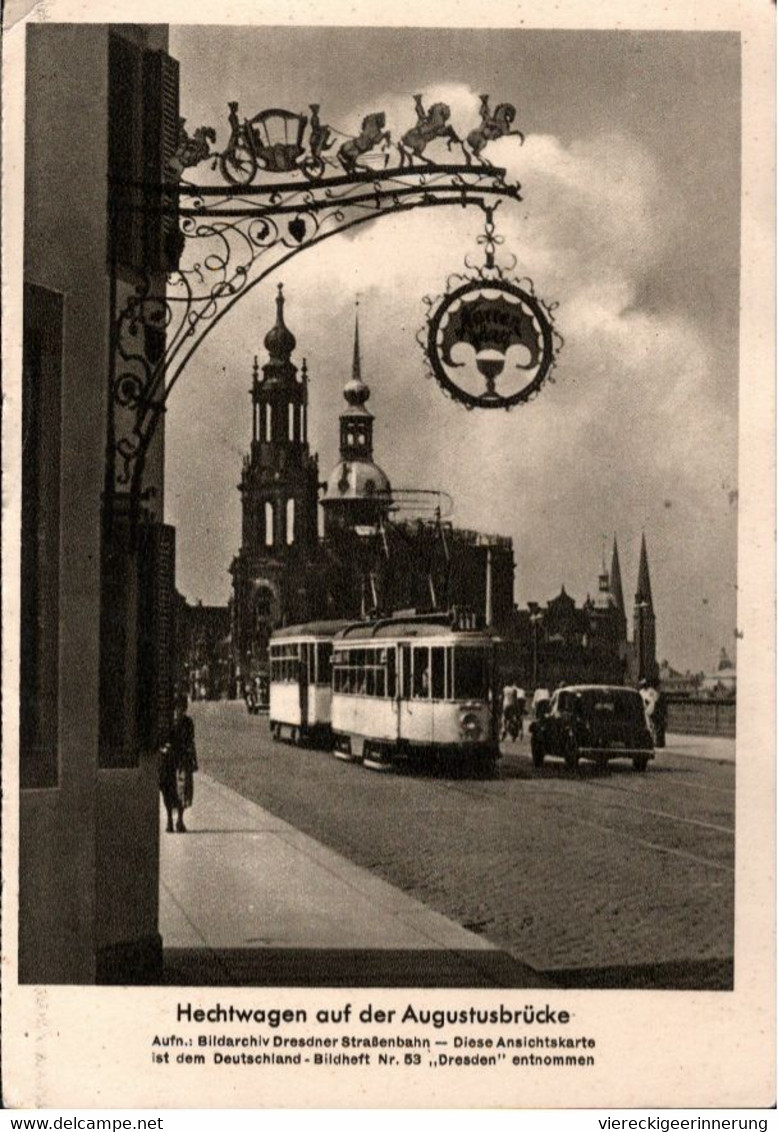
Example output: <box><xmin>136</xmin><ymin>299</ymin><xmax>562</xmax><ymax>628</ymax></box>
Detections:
<box><xmin>412</xmin><ymin>647</ymin><xmax>430</xmax><ymax>698</ymax></box>
<box><xmin>387</xmin><ymin>649</ymin><xmax>396</xmax><ymax>698</ymax></box>
<box><xmin>366</xmin><ymin>668</ymin><xmax>375</xmax><ymax>697</ymax></box>
<box><xmin>431</xmin><ymin>648</ymin><xmax>445</xmax><ymax>700</ymax></box>
<box><xmin>454</xmin><ymin>648</ymin><xmax>489</xmax><ymax>699</ymax></box>
<box><xmin>400</xmin><ymin>645</ymin><xmax>411</xmax><ymax>699</ymax></box>
<box><xmin>445</xmin><ymin>647</ymin><xmax>453</xmax><ymax>699</ymax></box>
<box><xmin>316</xmin><ymin>644</ymin><xmax>331</xmax><ymax>684</ymax></box>
<box><xmin>375</xmin><ymin>669</ymin><xmax>385</xmax><ymax>698</ymax></box>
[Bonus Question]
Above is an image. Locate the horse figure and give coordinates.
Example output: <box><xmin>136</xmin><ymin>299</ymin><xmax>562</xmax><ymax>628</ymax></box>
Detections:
<box><xmin>169</xmin><ymin>118</ymin><xmax>217</xmax><ymax>177</ymax></box>
<box><xmin>338</xmin><ymin>112</ymin><xmax>391</xmax><ymax>175</ymax></box>
<box><xmin>399</xmin><ymin>95</ymin><xmax>464</xmax><ymax>167</ymax></box>
<box><xmin>465</xmin><ymin>96</ymin><xmax>525</xmax><ymax>165</ymax></box>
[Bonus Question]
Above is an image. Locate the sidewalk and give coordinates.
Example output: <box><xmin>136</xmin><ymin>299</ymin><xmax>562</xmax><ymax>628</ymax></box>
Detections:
<box><xmin>159</xmin><ymin>772</ymin><xmax>547</xmax><ymax>987</ymax></box>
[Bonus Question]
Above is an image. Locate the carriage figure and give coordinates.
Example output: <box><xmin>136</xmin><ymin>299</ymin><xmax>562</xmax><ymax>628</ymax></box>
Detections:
<box><xmin>221</xmin><ymin>102</ymin><xmax>323</xmax><ymax>185</ymax></box>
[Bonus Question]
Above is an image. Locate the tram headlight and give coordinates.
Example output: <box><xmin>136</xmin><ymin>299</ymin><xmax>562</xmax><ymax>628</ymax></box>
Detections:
<box><xmin>459</xmin><ymin>711</ymin><xmax>482</xmax><ymax>740</ymax></box>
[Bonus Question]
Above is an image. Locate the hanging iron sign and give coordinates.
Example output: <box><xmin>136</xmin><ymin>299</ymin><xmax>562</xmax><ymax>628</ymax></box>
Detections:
<box><xmin>420</xmin><ymin>208</ymin><xmax>561</xmax><ymax>409</ymax></box>
<box><xmin>427</xmin><ymin>280</ymin><xmax>554</xmax><ymax>408</ymax></box>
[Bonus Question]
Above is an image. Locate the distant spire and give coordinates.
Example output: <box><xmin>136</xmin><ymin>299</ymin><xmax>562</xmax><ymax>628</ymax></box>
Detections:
<box><xmin>353</xmin><ymin>304</ymin><xmax>362</xmax><ymax>382</ymax></box>
<box><xmin>343</xmin><ymin>303</ymin><xmax>370</xmax><ymax>409</ymax></box>
<box><xmin>610</xmin><ymin>536</ymin><xmax>625</xmax><ymax>613</ymax></box>
<box><xmin>635</xmin><ymin>532</ymin><xmax>653</xmax><ymax>606</ymax></box>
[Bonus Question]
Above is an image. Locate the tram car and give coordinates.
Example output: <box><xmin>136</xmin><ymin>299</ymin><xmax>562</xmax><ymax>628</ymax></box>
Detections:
<box><xmin>268</xmin><ymin>621</ymin><xmax>352</xmax><ymax>745</ymax></box>
<box><xmin>330</xmin><ymin>614</ymin><xmax>501</xmax><ymax>771</ymax></box>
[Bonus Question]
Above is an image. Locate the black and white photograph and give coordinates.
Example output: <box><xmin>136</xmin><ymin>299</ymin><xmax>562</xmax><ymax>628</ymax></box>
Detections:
<box><xmin>2</xmin><ymin>0</ymin><xmax>774</xmax><ymax>1111</ymax></box>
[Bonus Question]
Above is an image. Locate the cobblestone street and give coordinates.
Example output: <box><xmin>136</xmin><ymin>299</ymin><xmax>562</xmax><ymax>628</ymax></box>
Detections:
<box><xmin>183</xmin><ymin>702</ymin><xmax>734</xmax><ymax>986</ymax></box>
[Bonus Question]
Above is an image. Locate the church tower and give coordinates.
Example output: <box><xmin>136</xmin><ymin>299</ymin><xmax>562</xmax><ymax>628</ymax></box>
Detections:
<box><xmin>230</xmin><ymin>285</ymin><xmax>321</xmax><ymax>677</ymax></box>
<box><xmin>608</xmin><ymin>536</ymin><xmax>628</xmax><ymax>645</ymax></box>
<box><xmin>321</xmin><ymin>309</ymin><xmax>392</xmax><ymax>536</ymax></box>
<box><xmin>632</xmin><ymin>532</ymin><xmax>658</xmax><ymax>684</ymax></box>
<box><xmin>610</xmin><ymin>537</ymin><xmax>625</xmax><ymax>621</ymax></box>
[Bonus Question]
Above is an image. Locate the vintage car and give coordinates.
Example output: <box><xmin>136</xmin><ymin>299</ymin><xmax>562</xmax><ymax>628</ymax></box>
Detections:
<box><xmin>529</xmin><ymin>684</ymin><xmax>655</xmax><ymax>772</ymax></box>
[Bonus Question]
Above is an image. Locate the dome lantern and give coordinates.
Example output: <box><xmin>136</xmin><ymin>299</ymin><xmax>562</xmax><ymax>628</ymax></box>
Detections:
<box><xmin>263</xmin><ymin>283</ymin><xmax>297</xmax><ymax>366</ymax></box>
<box><xmin>321</xmin><ymin>305</ymin><xmax>392</xmax><ymax>533</ymax></box>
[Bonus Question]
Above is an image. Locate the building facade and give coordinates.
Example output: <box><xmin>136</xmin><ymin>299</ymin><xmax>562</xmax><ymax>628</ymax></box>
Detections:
<box><xmin>20</xmin><ymin>24</ymin><xmax>178</xmax><ymax>983</ymax></box>
<box><xmin>510</xmin><ymin>537</ymin><xmax>657</xmax><ymax>690</ymax></box>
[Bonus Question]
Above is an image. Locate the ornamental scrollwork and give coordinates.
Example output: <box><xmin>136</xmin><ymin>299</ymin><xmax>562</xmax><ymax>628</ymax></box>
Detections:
<box><xmin>108</xmin><ymin>91</ymin><xmax>532</xmax><ymax>504</ymax></box>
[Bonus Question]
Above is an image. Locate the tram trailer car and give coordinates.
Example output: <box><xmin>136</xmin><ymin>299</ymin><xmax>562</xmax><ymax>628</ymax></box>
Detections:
<box><xmin>269</xmin><ymin>621</ymin><xmax>353</xmax><ymax>745</ymax></box>
<box><xmin>330</xmin><ymin>616</ymin><xmax>501</xmax><ymax>771</ymax></box>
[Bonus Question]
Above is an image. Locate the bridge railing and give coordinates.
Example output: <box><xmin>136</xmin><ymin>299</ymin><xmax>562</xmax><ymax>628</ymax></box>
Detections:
<box><xmin>666</xmin><ymin>697</ymin><xmax>736</xmax><ymax>738</ymax></box>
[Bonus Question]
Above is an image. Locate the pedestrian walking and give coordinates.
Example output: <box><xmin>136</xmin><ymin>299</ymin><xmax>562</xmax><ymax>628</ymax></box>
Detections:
<box><xmin>159</xmin><ymin>694</ymin><xmax>198</xmax><ymax>833</ymax></box>
<box><xmin>501</xmin><ymin>680</ymin><xmax>521</xmax><ymax>740</ymax></box>
<box><xmin>653</xmin><ymin>688</ymin><xmax>667</xmax><ymax>748</ymax></box>
<box><xmin>515</xmin><ymin>686</ymin><xmax>527</xmax><ymax>740</ymax></box>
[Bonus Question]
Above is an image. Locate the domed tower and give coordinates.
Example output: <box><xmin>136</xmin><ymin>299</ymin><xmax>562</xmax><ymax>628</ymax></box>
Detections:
<box><xmin>321</xmin><ymin>309</ymin><xmax>392</xmax><ymax>536</ymax></box>
<box><xmin>230</xmin><ymin>285</ymin><xmax>321</xmax><ymax>676</ymax></box>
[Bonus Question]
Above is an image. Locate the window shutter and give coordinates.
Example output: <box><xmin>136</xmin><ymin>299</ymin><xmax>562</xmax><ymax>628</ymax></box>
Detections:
<box><xmin>109</xmin><ymin>33</ymin><xmax>143</xmax><ymax>267</ymax></box>
<box><xmin>142</xmin><ymin>49</ymin><xmax>181</xmax><ymax>273</ymax></box>
<box><xmin>137</xmin><ymin>522</ymin><xmax>177</xmax><ymax>750</ymax></box>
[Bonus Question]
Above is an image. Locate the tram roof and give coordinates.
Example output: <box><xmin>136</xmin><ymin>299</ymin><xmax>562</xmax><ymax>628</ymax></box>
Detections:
<box><xmin>271</xmin><ymin>620</ymin><xmax>355</xmax><ymax>640</ymax></box>
<box><xmin>558</xmin><ymin>684</ymin><xmax>639</xmax><ymax>696</ymax></box>
<box><xmin>335</xmin><ymin>621</ymin><xmax>501</xmax><ymax>642</ymax></box>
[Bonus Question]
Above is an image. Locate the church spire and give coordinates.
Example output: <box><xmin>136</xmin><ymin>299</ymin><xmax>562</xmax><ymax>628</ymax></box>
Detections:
<box><xmin>610</xmin><ymin>536</ymin><xmax>625</xmax><ymax>613</ymax></box>
<box><xmin>352</xmin><ymin>307</ymin><xmax>362</xmax><ymax>382</ymax></box>
<box><xmin>635</xmin><ymin>531</ymin><xmax>653</xmax><ymax>607</ymax></box>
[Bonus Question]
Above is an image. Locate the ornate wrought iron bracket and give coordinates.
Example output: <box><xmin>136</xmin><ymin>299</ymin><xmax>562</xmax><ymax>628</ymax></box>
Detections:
<box><xmin>107</xmin><ymin>163</ymin><xmax>523</xmax><ymax>521</ymax></box>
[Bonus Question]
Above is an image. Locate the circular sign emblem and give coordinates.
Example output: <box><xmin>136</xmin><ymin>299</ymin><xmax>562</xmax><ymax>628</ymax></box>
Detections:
<box><xmin>426</xmin><ymin>278</ymin><xmax>555</xmax><ymax>409</ymax></box>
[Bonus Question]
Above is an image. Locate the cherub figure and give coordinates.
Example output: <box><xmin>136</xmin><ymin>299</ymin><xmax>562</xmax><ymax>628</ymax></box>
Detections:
<box><xmin>399</xmin><ymin>95</ymin><xmax>464</xmax><ymax>167</ymax></box>
<box><xmin>338</xmin><ymin>112</ymin><xmax>392</xmax><ymax>175</ymax></box>
<box><xmin>465</xmin><ymin>96</ymin><xmax>524</xmax><ymax>165</ymax></box>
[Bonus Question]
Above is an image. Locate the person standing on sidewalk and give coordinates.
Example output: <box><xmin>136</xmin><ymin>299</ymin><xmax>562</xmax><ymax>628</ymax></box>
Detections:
<box><xmin>159</xmin><ymin>694</ymin><xmax>198</xmax><ymax>833</ymax></box>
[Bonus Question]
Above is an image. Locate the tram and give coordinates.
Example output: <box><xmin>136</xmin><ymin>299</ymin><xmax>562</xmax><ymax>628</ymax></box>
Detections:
<box><xmin>330</xmin><ymin>613</ymin><xmax>501</xmax><ymax>771</ymax></box>
<box><xmin>268</xmin><ymin>621</ymin><xmax>352</xmax><ymax>745</ymax></box>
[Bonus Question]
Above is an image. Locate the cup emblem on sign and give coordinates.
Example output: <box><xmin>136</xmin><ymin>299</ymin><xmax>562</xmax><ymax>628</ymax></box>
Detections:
<box><xmin>425</xmin><ymin>279</ymin><xmax>556</xmax><ymax>409</ymax></box>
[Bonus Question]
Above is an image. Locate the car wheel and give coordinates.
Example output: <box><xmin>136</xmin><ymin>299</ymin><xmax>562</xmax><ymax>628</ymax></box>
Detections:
<box><xmin>531</xmin><ymin>735</ymin><xmax>544</xmax><ymax>768</ymax></box>
<box><xmin>633</xmin><ymin>755</ymin><xmax>649</xmax><ymax>772</ymax></box>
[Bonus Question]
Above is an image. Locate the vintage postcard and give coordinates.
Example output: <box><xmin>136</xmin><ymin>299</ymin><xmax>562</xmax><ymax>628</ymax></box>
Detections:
<box><xmin>2</xmin><ymin>0</ymin><xmax>774</xmax><ymax>1111</ymax></box>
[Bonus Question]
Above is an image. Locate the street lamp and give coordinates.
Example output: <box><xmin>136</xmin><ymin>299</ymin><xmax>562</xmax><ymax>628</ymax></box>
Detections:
<box><xmin>529</xmin><ymin>607</ymin><xmax>544</xmax><ymax>690</ymax></box>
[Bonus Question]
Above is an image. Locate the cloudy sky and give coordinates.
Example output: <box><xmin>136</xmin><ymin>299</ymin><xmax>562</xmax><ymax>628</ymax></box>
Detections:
<box><xmin>165</xmin><ymin>27</ymin><xmax>740</xmax><ymax>674</ymax></box>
